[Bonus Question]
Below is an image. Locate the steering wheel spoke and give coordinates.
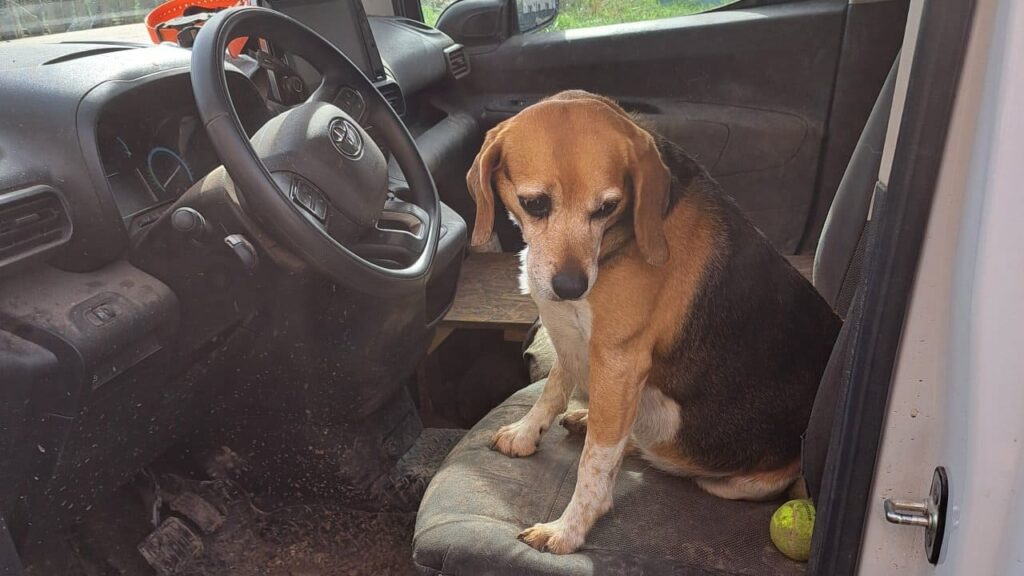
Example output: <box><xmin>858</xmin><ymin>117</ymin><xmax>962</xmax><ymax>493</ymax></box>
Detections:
<box><xmin>306</xmin><ymin>76</ymin><xmax>343</xmax><ymax>106</ymax></box>
<box><xmin>347</xmin><ymin>199</ymin><xmax>430</xmax><ymax>269</ymax></box>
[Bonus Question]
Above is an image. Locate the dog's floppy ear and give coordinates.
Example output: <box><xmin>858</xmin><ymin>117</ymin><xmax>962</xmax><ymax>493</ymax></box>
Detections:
<box><xmin>628</xmin><ymin>130</ymin><xmax>671</xmax><ymax>266</ymax></box>
<box><xmin>467</xmin><ymin>123</ymin><xmax>507</xmax><ymax>246</ymax></box>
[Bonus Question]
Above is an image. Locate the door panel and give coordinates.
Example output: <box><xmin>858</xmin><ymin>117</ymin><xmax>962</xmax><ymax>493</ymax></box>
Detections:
<box><xmin>452</xmin><ymin>0</ymin><xmax>847</xmax><ymax>252</ymax></box>
<box><xmin>798</xmin><ymin>0</ymin><xmax>909</xmax><ymax>251</ymax></box>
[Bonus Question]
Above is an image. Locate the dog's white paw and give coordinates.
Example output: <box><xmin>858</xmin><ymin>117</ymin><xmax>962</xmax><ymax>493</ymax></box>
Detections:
<box><xmin>517</xmin><ymin>520</ymin><xmax>583</xmax><ymax>554</ymax></box>
<box><xmin>560</xmin><ymin>409</ymin><xmax>588</xmax><ymax>436</ymax></box>
<box><xmin>490</xmin><ymin>419</ymin><xmax>541</xmax><ymax>457</ymax></box>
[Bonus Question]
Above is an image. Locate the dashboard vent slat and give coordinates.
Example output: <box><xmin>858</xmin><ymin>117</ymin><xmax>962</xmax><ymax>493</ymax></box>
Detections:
<box><xmin>443</xmin><ymin>44</ymin><xmax>470</xmax><ymax>80</ymax></box>
<box><xmin>376</xmin><ymin>81</ymin><xmax>406</xmax><ymax>117</ymax></box>
<box><xmin>0</xmin><ymin>187</ymin><xmax>72</xmax><ymax>267</ymax></box>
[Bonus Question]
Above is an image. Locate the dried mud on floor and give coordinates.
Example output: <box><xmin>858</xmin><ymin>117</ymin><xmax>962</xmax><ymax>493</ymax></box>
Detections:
<box><xmin>178</xmin><ymin>503</ymin><xmax>417</xmax><ymax>576</ymax></box>
<box><xmin>69</xmin><ymin>481</ymin><xmax>418</xmax><ymax>576</ymax></box>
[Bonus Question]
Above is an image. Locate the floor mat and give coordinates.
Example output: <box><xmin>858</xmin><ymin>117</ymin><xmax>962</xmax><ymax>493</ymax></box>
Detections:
<box><xmin>369</xmin><ymin>428</ymin><xmax>466</xmax><ymax>512</ymax></box>
<box><xmin>66</xmin><ymin>475</ymin><xmax>418</xmax><ymax>576</ymax></box>
<box><xmin>179</xmin><ymin>502</ymin><xmax>416</xmax><ymax>576</ymax></box>
<box><xmin>63</xmin><ymin>428</ymin><xmax>467</xmax><ymax>576</ymax></box>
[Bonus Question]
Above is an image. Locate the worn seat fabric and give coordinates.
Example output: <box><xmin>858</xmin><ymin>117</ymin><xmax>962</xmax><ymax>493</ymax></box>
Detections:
<box><xmin>413</xmin><ymin>381</ymin><xmax>804</xmax><ymax>576</ymax></box>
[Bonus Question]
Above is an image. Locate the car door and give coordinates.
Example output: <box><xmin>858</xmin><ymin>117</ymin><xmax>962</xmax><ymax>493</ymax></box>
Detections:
<box><xmin>856</xmin><ymin>0</ymin><xmax>1024</xmax><ymax>573</ymax></box>
<box><xmin>420</xmin><ymin>0</ymin><xmax>906</xmax><ymax>254</ymax></box>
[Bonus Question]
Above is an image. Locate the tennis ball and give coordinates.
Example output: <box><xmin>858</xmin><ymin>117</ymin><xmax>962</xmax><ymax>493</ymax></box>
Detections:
<box><xmin>770</xmin><ymin>498</ymin><xmax>815</xmax><ymax>562</ymax></box>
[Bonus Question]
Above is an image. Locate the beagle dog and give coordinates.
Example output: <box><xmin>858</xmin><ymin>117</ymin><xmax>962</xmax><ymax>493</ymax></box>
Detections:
<box><xmin>467</xmin><ymin>90</ymin><xmax>841</xmax><ymax>554</ymax></box>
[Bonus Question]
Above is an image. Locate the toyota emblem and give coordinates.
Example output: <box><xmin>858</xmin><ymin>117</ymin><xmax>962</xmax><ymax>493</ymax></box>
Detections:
<box><xmin>329</xmin><ymin>118</ymin><xmax>363</xmax><ymax>159</ymax></box>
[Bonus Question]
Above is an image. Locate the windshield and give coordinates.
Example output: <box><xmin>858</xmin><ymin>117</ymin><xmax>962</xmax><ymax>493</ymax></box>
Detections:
<box><xmin>0</xmin><ymin>0</ymin><xmax>161</xmax><ymax>43</ymax></box>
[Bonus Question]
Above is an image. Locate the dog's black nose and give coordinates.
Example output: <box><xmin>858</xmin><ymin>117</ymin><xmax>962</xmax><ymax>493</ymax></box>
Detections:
<box><xmin>551</xmin><ymin>269</ymin><xmax>589</xmax><ymax>300</ymax></box>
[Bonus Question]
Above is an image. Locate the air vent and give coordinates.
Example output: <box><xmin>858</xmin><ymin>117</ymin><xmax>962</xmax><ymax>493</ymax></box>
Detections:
<box><xmin>376</xmin><ymin>81</ymin><xmax>406</xmax><ymax>116</ymax></box>
<box><xmin>0</xmin><ymin>187</ymin><xmax>72</xmax><ymax>267</ymax></box>
<box><xmin>444</xmin><ymin>44</ymin><xmax>471</xmax><ymax>80</ymax></box>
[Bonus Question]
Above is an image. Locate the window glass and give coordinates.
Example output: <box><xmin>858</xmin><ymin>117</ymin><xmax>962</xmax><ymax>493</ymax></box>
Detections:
<box><xmin>538</xmin><ymin>0</ymin><xmax>740</xmax><ymax>31</ymax></box>
<box><xmin>1</xmin><ymin>0</ymin><xmax>163</xmax><ymax>41</ymax></box>
<box><xmin>422</xmin><ymin>0</ymin><xmax>459</xmax><ymax>26</ymax></box>
<box><xmin>422</xmin><ymin>0</ymin><xmax>740</xmax><ymax>33</ymax></box>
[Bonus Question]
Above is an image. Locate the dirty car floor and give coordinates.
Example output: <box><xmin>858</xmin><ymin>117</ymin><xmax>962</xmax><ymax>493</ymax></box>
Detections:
<box><xmin>69</xmin><ymin>478</ymin><xmax>417</xmax><ymax>576</ymax></box>
<box><xmin>61</xmin><ymin>428</ymin><xmax>466</xmax><ymax>576</ymax></box>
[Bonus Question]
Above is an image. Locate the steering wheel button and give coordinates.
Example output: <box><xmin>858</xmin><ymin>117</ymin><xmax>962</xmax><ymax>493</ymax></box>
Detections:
<box><xmin>311</xmin><ymin>194</ymin><xmax>327</xmax><ymax>220</ymax></box>
<box><xmin>290</xmin><ymin>180</ymin><xmax>327</xmax><ymax>221</ymax></box>
<box><xmin>292</xmin><ymin>183</ymin><xmax>314</xmax><ymax>209</ymax></box>
<box><xmin>87</xmin><ymin>304</ymin><xmax>118</xmax><ymax>326</ymax></box>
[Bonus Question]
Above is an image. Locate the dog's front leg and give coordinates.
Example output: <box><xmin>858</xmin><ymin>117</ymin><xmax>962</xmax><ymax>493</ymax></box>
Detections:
<box><xmin>491</xmin><ymin>359</ymin><xmax>575</xmax><ymax>457</ymax></box>
<box><xmin>518</xmin><ymin>348</ymin><xmax>646</xmax><ymax>554</ymax></box>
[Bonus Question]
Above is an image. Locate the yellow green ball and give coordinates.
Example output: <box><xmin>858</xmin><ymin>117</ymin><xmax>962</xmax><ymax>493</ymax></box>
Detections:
<box><xmin>769</xmin><ymin>499</ymin><xmax>815</xmax><ymax>562</ymax></box>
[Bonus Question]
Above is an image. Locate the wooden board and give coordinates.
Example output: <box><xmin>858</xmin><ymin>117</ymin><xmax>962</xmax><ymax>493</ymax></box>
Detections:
<box><xmin>786</xmin><ymin>253</ymin><xmax>815</xmax><ymax>282</ymax></box>
<box><xmin>439</xmin><ymin>251</ymin><xmax>815</xmax><ymax>334</ymax></box>
<box><xmin>440</xmin><ymin>252</ymin><xmax>538</xmax><ymax>332</ymax></box>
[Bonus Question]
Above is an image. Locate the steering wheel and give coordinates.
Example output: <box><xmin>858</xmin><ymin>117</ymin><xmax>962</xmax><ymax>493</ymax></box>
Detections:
<box><xmin>190</xmin><ymin>7</ymin><xmax>440</xmax><ymax>296</ymax></box>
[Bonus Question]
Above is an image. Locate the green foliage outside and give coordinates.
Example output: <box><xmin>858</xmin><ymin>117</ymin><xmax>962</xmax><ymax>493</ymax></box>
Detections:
<box><xmin>1</xmin><ymin>0</ymin><xmax>736</xmax><ymax>43</ymax></box>
<box><xmin>421</xmin><ymin>0</ymin><xmax>443</xmax><ymax>27</ymax></box>
<box><xmin>550</xmin><ymin>0</ymin><xmax>735</xmax><ymax>31</ymax></box>
<box><xmin>422</xmin><ymin>0</ymin><xmax>736</xmax><ymax>31</ymax></box>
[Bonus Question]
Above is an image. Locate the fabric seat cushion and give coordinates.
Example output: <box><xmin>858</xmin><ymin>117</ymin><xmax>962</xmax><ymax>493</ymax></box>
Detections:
<box><xmin>413</xmin><ymin>381</ymin><xmax>805</xmax><ymax>576</ymax></box>
<box><xmin>812</xmin><ymin>60</ymin><xmax>898</xmax><ymax>318</ymax></box>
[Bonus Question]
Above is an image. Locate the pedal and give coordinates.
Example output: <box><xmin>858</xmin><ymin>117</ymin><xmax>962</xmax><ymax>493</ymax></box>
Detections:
<box><xmin>169</xmin><ymin>492</ymin><xmax>225</xmax><ymax>534</ymax></box>
<box><xmin>137</xmin><ymin>517</ymin><xmax>203</xmax><ymax>575</ymax></box>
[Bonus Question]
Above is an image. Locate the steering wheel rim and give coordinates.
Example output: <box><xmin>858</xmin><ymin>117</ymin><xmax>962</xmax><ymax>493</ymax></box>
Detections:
<box><xmin>191</xmin><ymin>6</ymin><xmax>440</xmax><ymax>296</ymax></box>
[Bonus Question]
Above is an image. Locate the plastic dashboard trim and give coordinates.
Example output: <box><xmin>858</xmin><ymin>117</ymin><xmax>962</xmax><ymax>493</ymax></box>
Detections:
<box><xmin>73</xmin><ymin>64</ymin><xmax>266</xmax><ymax>257</ymax></box>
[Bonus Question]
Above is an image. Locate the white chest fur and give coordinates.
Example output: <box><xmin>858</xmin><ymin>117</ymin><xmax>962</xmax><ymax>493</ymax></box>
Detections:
<box><xmin>521</xmin><ymin>248</ymin><xmax>592</xmax><ymax>392</ymax></box>
<box><xmin>537</xmin><ymin>297</ymin><xmax>592</xmax><ymax>395</ymax></box>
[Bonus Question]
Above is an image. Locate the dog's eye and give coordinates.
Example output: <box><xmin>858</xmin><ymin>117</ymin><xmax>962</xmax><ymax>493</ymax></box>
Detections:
<box><xmin>519</xmin><ymin>195</ymin><xmax>551</xmax><ymax>218</ymax></box>
<box><xmin>591</xmin><ymin>200</ymin><xmax>620</xmax><ymax>220</ymax></box>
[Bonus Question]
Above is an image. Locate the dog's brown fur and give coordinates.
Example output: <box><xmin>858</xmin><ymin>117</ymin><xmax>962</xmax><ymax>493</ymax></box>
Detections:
<box><xmin>468</xmin><ymin>90</ymin><xmax>840</xmax><ymax>554</ymax></box>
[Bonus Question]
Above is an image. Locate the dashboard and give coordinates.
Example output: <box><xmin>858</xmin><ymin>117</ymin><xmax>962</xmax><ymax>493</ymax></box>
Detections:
<box><xmin>95</xmin><ymin>72</ymin><xmax>270</xmax><ymax>235</ymax></box>
<box><xmin>0</xmin><ymin>9</ymin><xmax>460</xmax><ymax>275</ymax></box>
<box><xmin>98</xmin><ymin>95</ymin><xmax>217</xmax><ymax>224</ymax></box>
<box><xmin>94</xmin><ymin>73</ymin><xmax>377</xmax><ymax>236</ymax></box>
